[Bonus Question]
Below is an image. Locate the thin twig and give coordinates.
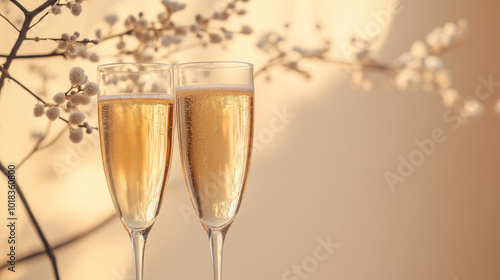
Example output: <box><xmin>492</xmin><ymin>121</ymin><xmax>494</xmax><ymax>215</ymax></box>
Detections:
<box><xmin>0</xmin><ymin>5</ymin><xmax>59</xmax><ymax>279</ymax></box>
<box><xmin>102</xmin><ymin>29</ymin><xmax>133</xmax><ymax>41</ymax></box>
<box><xmin>29</xmin><ymin>10</ymin><xmax>50</xmax><ymax>30</ymax></box>
<box><xmin>0</xmin><ymin>12</ymin><xmax>31</xmax><ymax>92</ymax></box>
<box><xmin>25</xmin><ymin>37</ymin><xmax>98</xmax><ymax>44</ymax></box>
<box><xmin>17</xmin><ymin>125</ymin><xmax>69</xmax><ymax>169</ymax></box>
<box><xmin>0</xmin><ymin>13</ymin><xmax>20</xmax><ymax>32</ymax></box>
<box><xmin>0</xmin><ymin>213</ymin><xmax>116</xmax><ymax>271</ymax></box>
<box><xmin>0</xmin><ymin>51</ymin><xmax>65</xmax><ymax>59</ymax></box>
<box><xmin>254</xmin><ymin>53</ymin><xmax>285</xmax><ymax>77</ymax></box>
<box><xmin>0</xmin><ymin>161</ymin><xmax>60</xmax><ymax>280</ymax></box>
<box><xmin>38</xmin><ymin>126</ymin><xmax>68</xmax><ymax>150</ymax></box>
<box><xmin>8</xmin><ymin>75</ymin><xmax>48</xmax><ymax>105</ymax></box>
<box><xmin>32</xmin><ymin>0</ymin><xmax>58</xmax><ymax>16</ymax></box>
<box><xmin>7</xmin><ymin>74</ymin><xmax>97</xmax><ymax>129</ymax></box>
<box><xmin>17</xmin><ymin>122</ymin><xmax>52</xmax><ymax>168</ymax></box>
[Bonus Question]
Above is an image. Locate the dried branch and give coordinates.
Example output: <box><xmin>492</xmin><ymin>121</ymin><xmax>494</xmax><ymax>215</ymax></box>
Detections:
<box><xmin>8</xmin><ymin>74</ymin><xmax>48</xmax><ymax>104</ymax></box>
<box><xmin>0</xmin><ymin>51</ymin><xmax>65</xmax><ymax>59</ymax></box>
<box><xmin>17</xmin><ymin>122</ymin><xmax>53</xmax><ymax>168</ymax></box>
<box><xmin>254</xmin><ymin>53</ymin><xmax>285</xmax><ymax>77</ymax></box>
<box><xmin>37</xmin><ymin>126</ymin><xmax>68</xmax><ymax>150</ymax></box>
<box><xmin>0</xmin><ymin>213</ymin><xmax>116</xmax><ymax>271</ymax></box>
<box><xmin>0</xmin><ymin>13</ymin><xmax>20</xmax><ymax>32</ymax></box>
<box><xmin>32</xmin><ymin>0</ymin><xmax>58</xmax><ymax>16</ymax></box>
<box><xmin>7</xmin><ymin>73</ymin><xmax>97</xmax><ymax>130</ymax></box>
<box><xmin>29</xmin><ymin>10</ymin><xmax>51</xmax><ymax>30</ymax></box>
<box><xmin>0</xmin><ymin>0</ymin><xmax>57</xmax><ymax>95</ymax></box>
<box><xmin>0</xmin><ymin>161</ymin><xmax>60</xmax><ymax>280</ymax></box>
<box><xmin>17</xmin><ymin>125</ymin><xmax>69</xmax><ymax>169</ymax></box>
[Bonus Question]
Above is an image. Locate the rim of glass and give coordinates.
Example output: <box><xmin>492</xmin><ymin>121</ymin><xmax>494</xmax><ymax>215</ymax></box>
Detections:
<box><xmin>98</xmin><ymin>62</ymin><xmax>172</xmax><ymax>73</ymax></box>
<box><xmin>175</xmin><ymin>61</ymin><xmax>253</xmax><ymax>71</ymax></box>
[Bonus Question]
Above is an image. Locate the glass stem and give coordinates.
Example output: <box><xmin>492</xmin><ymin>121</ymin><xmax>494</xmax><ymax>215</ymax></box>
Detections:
<box><xmin>130</xmin><ymin>229</ymin><xmax>148</xmax><ymax>280</ymax></box>
<box><xmin>208</xmin><ymin>228</ymin><xmax>226</xmax><ymax>280</ymax></box>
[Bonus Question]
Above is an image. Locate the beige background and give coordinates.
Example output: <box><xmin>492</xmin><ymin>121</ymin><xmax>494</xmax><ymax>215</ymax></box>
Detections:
<box><xmin>1</xmin><ymin>0</ymin><xmax>500</xmax><ymax>279</ymax></box>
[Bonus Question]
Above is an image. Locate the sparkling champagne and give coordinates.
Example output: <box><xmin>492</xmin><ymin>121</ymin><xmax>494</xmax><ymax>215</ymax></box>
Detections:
<box><xmin>98</xmin><ymin>95</ymin><xmax>174</xmax><ymax>230</ymax></box>
<box><xmin>176</xmin><ymin>85</ymin><xmax>254</xmax><ymax>229</ymax></box>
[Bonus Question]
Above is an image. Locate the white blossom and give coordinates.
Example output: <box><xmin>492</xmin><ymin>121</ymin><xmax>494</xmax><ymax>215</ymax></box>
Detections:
<box><xmin>34</xmin><ymin>103</ymin><xmax>45</xmax><ymax>117</ymax></box>
<box><xmin>354</xmin><ymin>49</ymin><xmax>369</xmax><ymax>61</ymax></box>
<box><xmin>95</xmin><ymin>29</ymin><xmax>102</xmax><ymax>39</ymax></box>
<box><xmin>137</xmin><ymin>18</ymin><xmax>148</xmax><ymax>29</ymax></box>
<box><xmin>77</xmin><ymin>46</ymin><xmax>88</xmax><ymax>58</ymax></box>
<box><xmin>161</xmin><ymin>35</ymin><xmax>176</xmax><ymax>46</ymax></box>
<box><xmin>45</xmin><ymin>106</ymin><xmax>60</xmax><ymax>121</ymax></box>
<box><xmin>69</xmin><ymin>128</ymin><xmax>84</xmax><ymax>143</ymax></box>
<box><xmin>443</xmin><ymin>22</ymin><xmax>458</xmax><ymax>36</ymax></box>
<box><xmin>189</xmin><ymin>24</ymin><xmax>199</xmax><ymax>33</ymax></box>
<box><xmin>68</xmin><ymin>110</ymin><xmax>85</xmax><ymax>125</ymax></box>
<box><xmin>426</xmin><ymin>32</ymin><xmax>440</xmax><ymax>50</ymax></box>
<box><xmin>410</xmin><ymin>41</ymin><xmax>428</xmax><ymax>58</ymax></box>
<box><xmin>397</xmin><ymin>52</ymin><xmax>414</xmax><ymax>66</ymax></box>
<box><xmin>293</xmin><ymin>46</ymin><xmax>326</xmax><ymax>59</ymax></box>
<box><xmin>70</xmin><ymin>3</ymin><xmax>82</xmax><ymax>16</ymax></box>
<box><xmin>174</xmin><ymin>27</ymin><xmax>187</xmax><ymax>36</ymax></box>
<box><xmin>161</xmin><ymin>0</ymin><xmax>186</xmax><ymax>13</ymax></box>
<box><xmin>423</xmin><ymin>56</ymin><xmax>443</xmax><ymax>71</ymax></box>
<box><xmin>71</xmin><ymin>94</ymin><xmax>91</xmax><ymax>106</ymax></box>
<box><xmin>435</xmin><ymin>69</ymin><xmax>452</xmax><ymax>89</ymax></box>
<box><xmin>84</xmin><ymin>82</ymin><xmax>100</xmax><ymax>96</ymax></box>
<box><xmin>116</xmin><ymin>40</ymin><xmax>126</xmax><ymax>49</ymax></box>
<box><xmin>395</xmin><ymin>69</ymin><xmax>421</xmax><ymax>90</ymax></box>
<box><xmin>105</xmin><ymin>14</ymin><xmax>118</xmax><ymax>25</ymax></box>
<box><xmin>53</xmin><ymin>93</ymin><xmax>66</xmax><ymax>104</ymax></box>
<box><xmin>89</xmin><ymin>53</ymin><xmax>99</xmax><ymax>62</ymax></box>
<box><xmin>209</xmin><ymin>33</ymin><xmax>223</xmax><ymax>43</ymax></box>
<box><xmin>439</xmin><ymin>33</ymin><xmax>456</xmax><ymax>47</ymax></box>
<box><xmin>241</xmin><ymin>25</ymin><xmax>252</xmax><ymax>35</ymax></box>
<box><xmin>460</xmin><ymin>98</ymin><xmax>484</xmax><ymax>119</ymax></box>
<box><xmin>440</xmin><ymin>88</ymin><xmax>459</xmax><ymax>107</ymax></box>
<box><xmin>69</xmin><ymin>67</ymin><xmax>88</xmax><ymax>86</ymax></box>
<box><xmin>51</xmin><ymin>5</ymin><xmax>61</xmax><ymax>15</ymax></box>
<box><xmin>213</xmin><ymin>11</ymin><xmax>224</xmax><ymax>20</ymax></box>
<box><xmin>223</xmin><ymin>31</ymin><xmax>233</xmax><ymax>40</ymax></box>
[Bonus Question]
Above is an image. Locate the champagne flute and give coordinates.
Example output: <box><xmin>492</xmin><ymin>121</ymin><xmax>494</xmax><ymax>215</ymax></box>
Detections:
<box><xmin>97</xmin><ymin>63</ymin><xmax>174</xmax><ymax>280</ymax></box>
<box><xmin>175</xmin><ymin>61</ymin><xmax>254</xmax><ymax>280</ymax></box>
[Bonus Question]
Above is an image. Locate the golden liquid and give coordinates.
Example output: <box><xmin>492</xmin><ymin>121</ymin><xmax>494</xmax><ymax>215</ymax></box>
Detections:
<box><xmin>98</xmin><ymin>95</ymin><xmax>174</xmax><ymax>230</ymax></box>
<box><xmin>176</xmin><ymin>84</ymin><xmax>254</xmax><ymax>229</ymax></box>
